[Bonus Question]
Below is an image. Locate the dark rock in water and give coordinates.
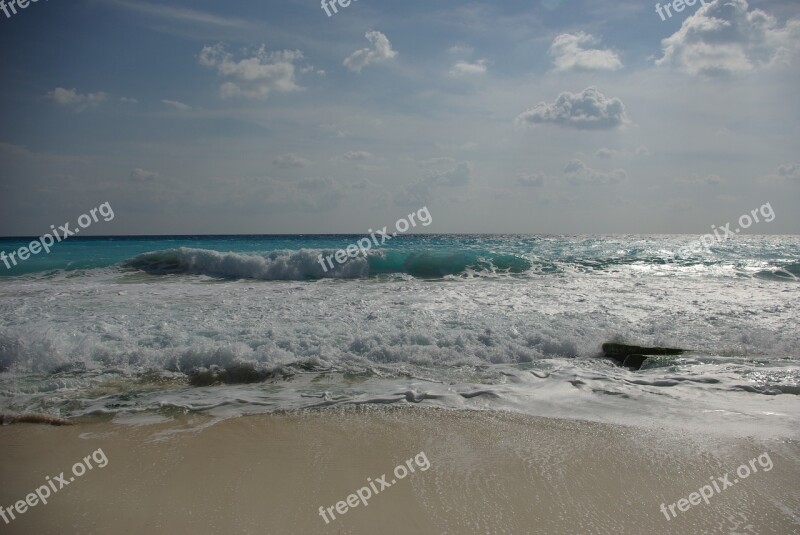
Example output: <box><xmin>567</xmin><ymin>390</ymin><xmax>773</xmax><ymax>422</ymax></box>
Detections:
<box><xmin>602</xmin><ymin>343</ymin><xmax>686</xmax><ymax>370</ymax></box>
<box><xmin>621</xmin><ymin>354</ymin><xmax>648</xmax><ymax>370</ymax></box>
<box><xmin>188</xmin><ymin>363</ymin><xmax>273</xmax><ymax>387</ymax></box>
<box><xmin>224</xmin><ymin>362</ymin><xmax>271</xmax><ymax>384</ymax></box>
<box><xmin>51</xmin><ymin>362</ymin><xmax>88</xmax><ymax>374</ymax></box>
<box><xmin>602</xmin><ymin>343</ymin><xmax>685</xmax><ymax>359</ymax></box>
<box><xmin>1</xmin><ymin>413</ymin><xmax>73</xmax><ymax>426</ymax></box>
<box><xmin>188</xmin><ymin>365</ymin><xmax>225</xmax><ymax>386</ymax></box>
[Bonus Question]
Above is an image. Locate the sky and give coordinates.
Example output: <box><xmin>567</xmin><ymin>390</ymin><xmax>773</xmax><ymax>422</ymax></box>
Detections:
<box><xmin>0</xmin><ymin>0</ymin><xmax>798</xmax><ymax>236</ymax></box>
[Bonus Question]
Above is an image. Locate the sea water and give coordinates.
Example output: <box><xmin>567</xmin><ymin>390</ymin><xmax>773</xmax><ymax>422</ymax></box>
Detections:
<box><xmin>1</xmin><ymin>234</ymin><xmax>798</xmax><ymax>437</ymax></box>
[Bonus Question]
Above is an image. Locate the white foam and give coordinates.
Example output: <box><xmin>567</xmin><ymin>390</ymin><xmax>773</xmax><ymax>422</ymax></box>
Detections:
<box><xmin>0</xmin><ymin>262</ymin><xmax>798</xmax><ymax>438</ymax></box>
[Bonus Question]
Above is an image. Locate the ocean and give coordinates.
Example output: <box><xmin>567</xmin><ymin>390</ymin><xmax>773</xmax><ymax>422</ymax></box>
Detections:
<box><xmin>1</xmin><ymin>234</ymin><xmax>798</xmax><ymax>436</ymax></box>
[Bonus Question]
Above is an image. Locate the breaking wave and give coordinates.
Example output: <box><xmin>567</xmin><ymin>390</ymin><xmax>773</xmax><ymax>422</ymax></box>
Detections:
<box><xmin>123</xmin><ymin>247</ymin><xmax>533</xmax><ymax>280</ymax></box>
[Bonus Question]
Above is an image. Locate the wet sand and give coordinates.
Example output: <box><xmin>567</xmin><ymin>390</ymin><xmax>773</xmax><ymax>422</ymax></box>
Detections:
<box><xmin>1</xmin><ymin>407</ymin><xmax>798</xmax><ymax>534</ymax></box>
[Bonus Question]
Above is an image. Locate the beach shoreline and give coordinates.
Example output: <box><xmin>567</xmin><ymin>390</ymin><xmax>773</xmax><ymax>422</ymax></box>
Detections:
<box><xmin>1</xmin><ymin>407</ymin><xmax>798</xmax><ymax>534</ymax></box>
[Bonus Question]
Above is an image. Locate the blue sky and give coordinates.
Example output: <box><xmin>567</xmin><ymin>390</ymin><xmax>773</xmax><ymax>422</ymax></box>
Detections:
<box><xmin>0</xmin><ymin>0</ymin><xmax>798</xmax><ymax>235</ymax></box>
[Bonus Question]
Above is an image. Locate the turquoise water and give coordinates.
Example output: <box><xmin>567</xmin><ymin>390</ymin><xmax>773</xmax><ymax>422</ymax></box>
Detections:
<box><xmin>2</xmin><ymin>234</ymin><xmax>798</xmax><ymax>280</ymax></box>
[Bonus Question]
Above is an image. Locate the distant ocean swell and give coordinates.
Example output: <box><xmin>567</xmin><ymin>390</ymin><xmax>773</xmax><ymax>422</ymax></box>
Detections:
<box><xmin>121</xmin><ymin>247</ymin><xmax>799</xmax><ymax>281</ymax></box>
<box><xmin>123</xmin><ymin>247</ymin><xmax>534</xmax><ymax>280</ymax></box>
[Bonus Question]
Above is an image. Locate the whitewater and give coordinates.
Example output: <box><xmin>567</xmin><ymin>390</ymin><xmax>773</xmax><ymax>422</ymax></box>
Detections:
<box><xmin>1</xmin><ymin>234</ymin><xmax>798</xmax><ymax>438</ymax></box>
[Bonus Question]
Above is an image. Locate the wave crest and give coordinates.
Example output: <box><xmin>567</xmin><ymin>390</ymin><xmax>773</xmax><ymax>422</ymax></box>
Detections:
<box><xmin>123</xmin><ymin>247</ymin><xmax>533</xmax><ymax>280</ymax></box>
<box><xmin>124</xmin><ymin>248</ymin><xmax>367</xmax><ymax>280</ymax></box>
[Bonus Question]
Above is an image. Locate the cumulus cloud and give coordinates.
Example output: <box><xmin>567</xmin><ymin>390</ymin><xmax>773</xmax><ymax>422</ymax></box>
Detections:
<box><xmin>516</xmin><ymin>87</ymin><xmax>629</xmax><ymax>130</ymax></box>
<box><xmin>549</xmin><ymin>32</ymin><xmax>623</xmax><ymax>72</ymax></box>
<box><xmin>162</xmin><ymin>99</ymin><xmax>191</xmax><ymax>111</ymax></box>
<box><xmin>563</xmin><ymin>159</ymin><xmax>626</xmax><ymax>185</ymax></box>
<box><xmin>449</xmin><ymin>59</ymin><xmax>488</xmax><ymax>76</ymax></box>
<box><xmin>300</xmin><ymin>64</ymin><xmax>325</xmax><ymax>76</ymax></box>
<box><xmin>273</xmin><ymin>153</ymin><xmax>312</xmax><ymax>169</ymax></box>
<box><xmin>199</xmin><ymin>44</ymin><xmax>303</xmax><ymax>99</ymax></box>
<box><xmin>656</xmin><ymin>0</ymin><xmax>800</xmax><ymax>76</ymax></box>
<box><xmin>46</xmin><ymin>88</ymin><xmax>109</xmax><ymax>111</ymax></box>
<box><xmin>344</xmin><ymin>31</ymin><xmax>398</xmax><ymax>73</ymax></box>
<box><xmin>130</xmin><ymin>168</ymin><xmax>160</xmax><ymax>181</ymax></box>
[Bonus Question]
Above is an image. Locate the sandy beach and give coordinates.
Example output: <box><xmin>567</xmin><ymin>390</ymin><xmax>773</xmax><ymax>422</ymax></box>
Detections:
<box><xmin>1</xmin><ymin>408</ymin><xmax>798</xmax><ymax>535</ymax></box>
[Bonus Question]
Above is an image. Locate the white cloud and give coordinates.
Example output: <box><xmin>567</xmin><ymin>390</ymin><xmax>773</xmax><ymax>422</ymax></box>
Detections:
<box><xmin>656</xmin><ymin>0</ymin><xmax>800</xmax><ymax>76</ymax></box>
<box><xmin>300</xmin><ymin>65</ymin><xmax>325</xmax><ymax>76</ymax></box>
<box><xmin>273</xmin><ymin>153</ymin><xmax>312</xmax><ymax>169</ymax></box>
<box><xmin>516</xmin><ymin>87</ymin><xmax>630</xmax><ymax>130</ymax></box>
<box><xmin>563</xmin><ymin>159</ymin><xmax>626</xmax><ymax>185</ymax></box>
<box><xmin>344</xmin><ymin>31</ymin><xmax>398</xmax><ymax>73</ymax></box>
<box><xmin>130</xmin><ymin>168</ymin><xmax>160</xmax><ymax>181</ymax></box>
<box><xmin>549</xmin><ymin>32</ymin><xmax>622</xmax><ymax>72</ymax></box>
<box><xmin>162</xmin><ymin>99</ymin><xmax>191</xmax><ymax>111</ymax></box>
<box><xmin>200</xmin><ymin>44</ymin><xmax>303</xmax><ymax>99</ymax></box>
<box><xmin>449</xmin><ymin>59</ymin><xmax>488</xmax><ymax>76</ymax></box>
<box><xmin>119</xmin><ymin>97</ymin><xmax>138</xmax><ymax>104</ymax></box>
<box><xmin>46</xmin><ymin>88</ymin><xmax>109</xmax><ymax>111</ymax></box>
